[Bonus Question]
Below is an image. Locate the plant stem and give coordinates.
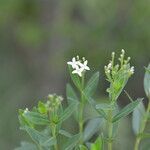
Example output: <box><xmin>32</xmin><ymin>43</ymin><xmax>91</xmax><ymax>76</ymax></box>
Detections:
<box><xmin>52</xmin><ymin>124</ymin><xmax>58</xmax><ymax>150</ymax></box>
<box><xmin>108</xmin><ymin>108</ymin><xmax>113</xmax><ymax>150</ymax></box>
<box><xmin>134</xmin><ymin>101</ymin><xmax>150</xmax><ymax>150</ymax></box>
<box><xmin>79</xmin><ymin>74</ymin><xmax>85</xmax><ymax>144</ymax></box>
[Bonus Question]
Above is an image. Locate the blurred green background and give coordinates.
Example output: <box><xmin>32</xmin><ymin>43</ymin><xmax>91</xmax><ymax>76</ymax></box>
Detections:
<box><xmin>0</xmin><ymin>0</ymin><xmax>150</xmax><ymax>149</ymax></box>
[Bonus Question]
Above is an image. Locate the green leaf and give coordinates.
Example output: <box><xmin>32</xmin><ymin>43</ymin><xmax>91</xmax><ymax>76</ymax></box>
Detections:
<box><xmin>38</xmin><ymin>101</ymin><xmax>47</xmax><ymax>114</ymax></box>
<box><xmin>90</xmin><ymin>137</ymin><xmax>103</xmax><ymax>150</ymax></box>
<box><xmin>23</xmin><ymin>111</ymin><xmax>50</xmax><ymax>125</ymax></box>
<box><xmin>79</xmin><ymin>145</ymin><xmax>88</xmax><ymax>150</ymax></box>
<box><xmin>41</xmin><ymin>137</ymin><xmax>56</xmax><ymax>147</ymax></box>
<box><xmin>138</xmin><ymin>133</ymin><xmax>150</xmax><ymax>139</ymax></box>
<box><xmin>24</xmin><ymin>126</ymin><xmax>48</xmax><ymax>145</ymax></box>
<box><xmin>59</xmin><ymin>129</ymin><xmax>73</xmax><ymax>138</ymax></box>
<box><xmin>83</xmin><ymin>118</ymin><xmax>103</xmax><ymax>142</ymax></box>
<box><xmin>144</xmin><ymin>64</ymin><xmax>150</xmax><ymax>99</ymax></box>
<box><xmin>112</xmin><ymin>98</ymin><xmax>143</xmax><ymax>123</ymax></box>
<box><xmin>59</xmin><ymin>101</ymin><xmax>79</xmax><ymax>122</ymax></box>
<box><xmin>66</xmin><ymin>84</ymin><xmax>79</xmax><ymax>121</ymax></box>
<box><xmin>84</xmin><ymin>72</ymin><xmax>99</xmax><ymax>97</ymax></box>
<box><xmin>15</xmin><ymin>141</ymin><xmax>37</xmax><ymax>150</ymax></box>
<box><xmin>66</xmin><ymin>84</ymin><xmax>78</xmax><ymax>102</ymax></box>
<box><xmin>132</xmin><ymin>101</ymin><xmax>145</xmax><ymax>135</ymax></box>
<box><xmin>83</xmin><ymin>94</ymin><xmax>107</xmax><ymax>120</ymax></box>
<box><xmin>63</xmin><ymin>134</ymin><xmax>80</xmax><ymax>150</ymax></box>
<box><xmin>68</xmin><ymin>65</ymin><xmax>81</xmax><ymax>90</ymax></box>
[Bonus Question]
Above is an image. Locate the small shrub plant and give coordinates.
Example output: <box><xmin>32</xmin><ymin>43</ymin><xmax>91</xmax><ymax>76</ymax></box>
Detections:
<box><xmin>16</xmin><ymin>50</ymin><xmax>150</xmax><ymax>150</ymax></box>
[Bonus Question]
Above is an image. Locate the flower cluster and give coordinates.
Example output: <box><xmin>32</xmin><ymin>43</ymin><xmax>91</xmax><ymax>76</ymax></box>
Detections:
<box><xmin>67</xmin><ymin>56</ymin><xmax>90</xmax><ymax>77</ymax></box>
<box><xmin>104</xmin><ymin>49</ymin><xmax>134</xmax><ymax>79</ymax></box>
<box><xmin>46</xmin><ymin>94</ymin><xmax>63</xmax><ymax>111</ymax></box>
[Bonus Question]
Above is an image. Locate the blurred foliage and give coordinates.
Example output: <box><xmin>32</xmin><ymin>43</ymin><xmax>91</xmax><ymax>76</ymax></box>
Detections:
<box><xmin>0</xmin><ymin>0</ymin><xmax>150</xmax><ymax>149</ymax></box>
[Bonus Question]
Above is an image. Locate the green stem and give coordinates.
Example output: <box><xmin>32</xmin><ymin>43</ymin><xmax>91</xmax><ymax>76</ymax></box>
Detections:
<box><xmin>134</xmin><ymin>101</ymin><xmax>150</xmax><ymax>150</ymax></box>
<box><xmin>108</xmin><ymin>109</ymin><xmax>113</xmax><ymax>150</ymax></box>
<box><xmin>52</xmin><ymin>124</ymin><xmax>58</xmax><ymax>150</ymax></box>
<box><xmin>79</xmin><ymin>74</ymin><xmax>85</xmax><ymax>144</ymax></box>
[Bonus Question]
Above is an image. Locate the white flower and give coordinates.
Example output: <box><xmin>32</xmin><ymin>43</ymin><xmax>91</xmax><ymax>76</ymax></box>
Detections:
<box><xmin>78</xmin><ymin>60</ymin><xmax>90</xmax><ymax>71</ymax></box>
<box><xmin>24</xmin><ymin>108</ymin><xmax>29</xmax><ymax>114</ymax></box>
<box><xmin>72</xmin><ymin>65</ymin><xmax>84</xmax><ymax>77</ymax></box>
<box><xmin>67</xmin><ymin>56</ymin><xmax>90</xmax><ymax>77</ymax></box>
<box><xmin>130</xmin><ymin>66</ymin><xmax>134</xmax><ymax>74</ymax></box>
<box><xmin>67</xmin><ymin>57</ymin><xmax>78</xmax><ymax>69</ymax></box>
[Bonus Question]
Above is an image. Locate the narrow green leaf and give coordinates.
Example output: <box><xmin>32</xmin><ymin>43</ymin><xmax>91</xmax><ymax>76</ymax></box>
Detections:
<box><xmin>68</xmin><ymin>65</ymin><xmax>81</xmax><ymax>90</ymax></box>
<box><xmin>83</xmin><ymin>118</ymin><xmax>103</xmax><ymax>142</ymax></box>
<box><xmin>112</xmin><ymin>98</ymin><xmax>143</xmax><ymax>123</ymax></box>
<box><xmin>144</xmin><ymin>64</ymin><xmax>150</xmax><ymax>99</ymax></box>
<box><xmin>59</xmin><ymin>101</ymin><xmax>79</xmax><ymax>122</ymax></box>
<box><xmin>63</xmin><ymin>134</ymin><xmax>80</xmax><ymax>150</ymax></box>
<box><xmin>84</xmin><ymin>72</ymin><xmax>99</xmax><ymax>97</ymax></box>
<box><xmin>132</xmin><ymin>101</ymin><xmax>145</xmax><ymax>135</ymax></box>
<box><xmin>23</xmin><ymin>111</ymin><xmax>50</xmax><ymax>125</ymax></box>
<box><xmin>41</xmin><ymin>137</ymin><xmax>56</xmax><ymax>147</ymax></box>
<box><xmin>24</xmin><ymin>126</ymin><xmax>48</xmax><ymax>145</ymax></box>
<box><xmin>138</xmin><ymin>133</ymin><xmax>150</xmax><ymax>139</ymax></box>
<box><xmin>59</xmin><ymin>129</ymin><xmax>73</xmax><ymax>138</ymax></box>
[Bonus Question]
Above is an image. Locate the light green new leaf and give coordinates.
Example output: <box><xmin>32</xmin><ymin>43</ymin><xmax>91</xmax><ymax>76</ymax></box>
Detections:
<box><xmin>68</xmin><ymin>66</ymin><xmax>81</xmax><ymax>90</ymax></box>
<box><xmin>83</xmin><ymin>118</ymin><xmax>103</xmax><ymax>142</ymax></box>
<box><xmin>38</xmin><ymin>101</ymin><xmax>47</xmax><ymax>114</ymax></box>
<box><xmin>23</xmin><ymin>111</ymin><xmax>50</xmax><ymax>125</ymax></box>
<box><xmin>90</xmin><ymin>137</ymin><xmax>103</xmax><ymax>150</ymax></box>
<box><xmin>59</xmin><ymin>101</ymin><xmax>79</xmax><ymax>122</ymax></box>
<box><xmin>144</xmin><ymin>64</ymin><xmax>150</xmax><ymax>99</ymax></box>
<box><xmin>63</xmin><ymin>134</ymin><xmax>80</xmax><ymax>150</ymax></box>
<box><xmin>112</xmin><ymin>98</ymin><xmax>143</xmax><ymax>123</ymax></box>
<box><xmin>132</xmin><ymin>101</ymin><xmax>145</xmax><ymax>135</ymax></box>
<box><xmin>84</xmin><ymin>72</ymin><xmax>99</xmax><ymax>97</ymax></box>
<box><xmin>15</xmin><ymin>141</ymin><xmax>37</xmax><ymax>150</ymax></box>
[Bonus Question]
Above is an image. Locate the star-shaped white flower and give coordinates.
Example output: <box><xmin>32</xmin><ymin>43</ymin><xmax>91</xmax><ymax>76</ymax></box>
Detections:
<box><xmin>67</xmin><ymin>57</ymin><xmax>78</xmax><ymax>69</ymax></box>
<box><xmin>78</xmin><ymin>60</ymin><xmax>90</xmax><ymax>71</ymax></box>
<box><xmin>72</xmin><ymin>65</ymin><xmax>84</xmax><ymax>77</ymax></box>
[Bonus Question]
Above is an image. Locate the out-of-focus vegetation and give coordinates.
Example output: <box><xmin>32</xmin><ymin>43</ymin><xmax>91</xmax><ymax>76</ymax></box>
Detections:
<box><xmin>0</xmin><ymin>0</ymin><xmax>149</xmax><ymax>149</ymax></box>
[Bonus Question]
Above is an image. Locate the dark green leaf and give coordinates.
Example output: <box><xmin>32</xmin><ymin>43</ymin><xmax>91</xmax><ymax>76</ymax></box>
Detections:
<box><xmin>83</xmin><ymin>118</ymin><xmax>103</xmax><ymax>142</ymax></box>
<box><xmin>66</xmin><ymin>84</ymin><xmax>78</xmax><ymax>102</ymax></box>
<box><xmin>63</xmin><ymin>134</ymin><xmax>80</xmax><ymax>150</ymax></box>
<box><xmin>112</xmin><ymin>98</ymin><xmax>143</xmax><ymax>123</ymax></box>
<box><xmin>59</xmin><ymin>101</ymin><xmax>79</xmax><ymax>122</ymax></box>
<box><xmin>59</xmin><ymin>129</ymin><xmax>73</xmax><ymax>138</ymax></box>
